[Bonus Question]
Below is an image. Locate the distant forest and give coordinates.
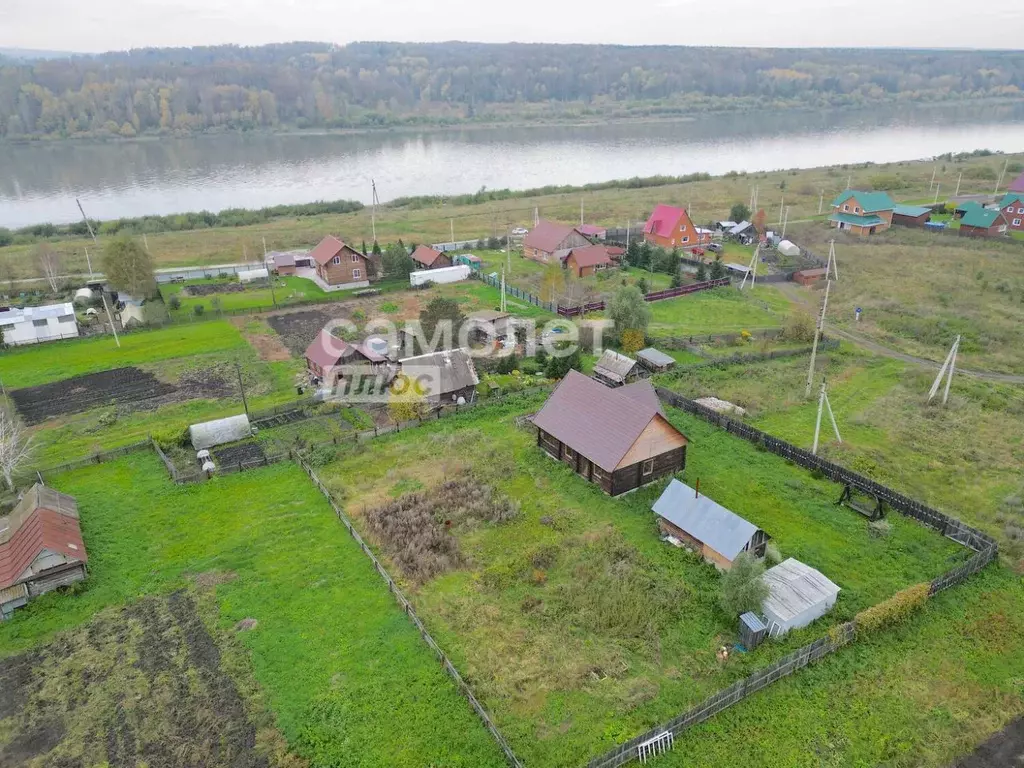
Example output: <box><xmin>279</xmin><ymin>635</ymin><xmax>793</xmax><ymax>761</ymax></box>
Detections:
<box><xmin>1</xmin><ymin>42</ymin><xmax>1023</xmax><ymax>140</ymax></box>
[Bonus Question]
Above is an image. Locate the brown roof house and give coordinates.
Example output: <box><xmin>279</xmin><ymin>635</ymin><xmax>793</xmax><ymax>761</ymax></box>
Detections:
<box><xmin>398</xmin><ymin>348</ymin><xmax>480</xmax><ymax>405</ymax></box>
<box><xmin>305</xmin><ymin>329</ymin><xmax>394</xmax><ymax>389</ymax></box>
<box><xmin>411</xmin><ymin>245</ymin><xmax>452</xmax><ymax>270</ymax></box>
<box><xmin>533</xmin><ymin>370</ymin><xmax>688</xmax><ymax>496</ymax></box>
<box><xmin>593</xmin><ymin>349</ymin><xmax>642</xmax><ymax>387</ymax></box>
<box><xmin>523</xmin><ymin>221</ymin><xmax>591</xmax><ymax>264</ymax></box>
<box><xmin>652</xmin><ymin>479</ymin><xmax>769</xmax><ymax>570</ymax></box>
<box><xmin>563</xmin><ymin>245</ymin><xmax>618</xmax><ymax>278</ymax></box>
<box><xmin>1</xmin><ymin>485</ymin><xmax>87</xmax><ymax>620</ymax></box>
<box><xmin>309</xmin><ymin>236</ymin><xmax>380</xmax><ymax>290</ymax></box>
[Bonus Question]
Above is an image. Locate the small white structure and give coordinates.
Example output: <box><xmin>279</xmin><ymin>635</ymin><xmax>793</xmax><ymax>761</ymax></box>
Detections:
<box><xmin>777</xmin><ymin>240</ymin><xmax>801</xmax><ymax>257</ymax></box>
<box><xmin>73</xmin><ymin>287</ymin><xmax>95</xmax><ymax>305</ymax></box>
<box><xmin>409</xmin><ymin>264</ymin><xmax>471</xmax><ymax>287</ymax></box>
<box><xmin>762</xmin><ymin>558</ymin><xmax>840</xmax><ymax>637</ymax></box>
<box><xmin>189</xmin><ymin>414</ymin><xmax>253</xmax><ymax>450</ymax></box>
<box><xmin>239</xmin><ymin>268</ymin><xmax>270</xmax><ymax>283</ymax></box>
<box><xmin>0</xmin><ymin>303</ymin><xmax>78</xmax><ymax>346</ymax></box>
<box><xmin>120</xmin><ymin>302</ymin><xmax>147</xmax><ymax>327</ymax></box>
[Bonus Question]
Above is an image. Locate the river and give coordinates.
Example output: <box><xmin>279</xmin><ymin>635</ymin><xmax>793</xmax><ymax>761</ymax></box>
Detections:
<box><xmin>2</xmin><ymin>102</ymin><xmax>1024</xmax><ymax>229</ymax></box>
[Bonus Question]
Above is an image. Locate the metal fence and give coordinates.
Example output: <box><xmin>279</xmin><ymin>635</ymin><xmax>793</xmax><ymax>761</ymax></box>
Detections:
<box><xmin>296</xmin><ymin>457</ymin><xmax>524</xmax><ymax>768</ymax></box>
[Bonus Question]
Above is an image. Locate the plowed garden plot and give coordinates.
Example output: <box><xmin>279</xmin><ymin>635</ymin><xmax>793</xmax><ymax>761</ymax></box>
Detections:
<box><xmin>266</xmin><ymin>306</ymin><xmax>342</xmax><ymax>356</ymax></box>
<box><xmin>0</xmin><ymin>592</ymin><xmax>290</xmax><ymax>768</ymax></box>
<box><xmin>183</xmin><ymin>282</ymin><xmax>253</xmax><ymax>297</ymax></box>
<box><xmin>214</xmin><ymin>442</ymin><xmax>268</xmax><ymax>468</ymax></box>
<box><xmin>9</xmin><ymin>366</ymin><xmax>232</xmax><ymax>425</ymax></box>
<box><xmin>10</xmin><ymin>367</ymin><xmax>177</xmax><ymax>424</ymax></box>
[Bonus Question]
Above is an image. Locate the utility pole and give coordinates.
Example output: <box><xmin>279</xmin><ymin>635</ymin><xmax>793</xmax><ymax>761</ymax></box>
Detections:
<box><xmin>371</xmin><ymin>179</ymin><xmax>378</xmax><ymax>244</ymax></box>
<box><xmin>928</xmin><ymin>335</ymin><xmax>961</xmax><ymax>405</ymax></box>
<box><xmin>76</xmin><ymin>198</ymin><xmax>120</xmax><ymax>348</ymax></box>
<box><xmin>818</xmin><ymin>190</ymin><xmax>825</xmax><ymax>215</ymax></box>
<box><xmin>805</xmin><ymin>278</ymin><xmax>832</xmax><ymax>398</ymax></box>
<box><xmin>955</xmin><ymin>172</ymin><xmax>963</xmax><ymax>197</ymax></box>
<box><xmin>506</xmin><ymin>226</ymin><xmax>511</xmax><ymax>273</ymax></box>
<box><xmin>533</xmin><ymin>207</ymin><xmax>539</xmax><ymax>228</ymax></box>
<box><xmin>84</xmin><ymin>246</ymin><xmax>94</xmax><ymax>278</ymax></box>
<box><xmin>995</xmin><ymin>159</ymin><xmax>1009</xmax><ymax>196</ymax></box>
<box><xmin>812</xmin><ymin>378</ymin><xmax>842</xmax><ymax>455</ymax></box>
<box><xmin>500</xmin><ymin>269</ymin><xmax>507</xmax><ymax>313</ymax></box>
<box><xmin>933</xmin><ymin>183</ymin><xmax>941</xmax><ymax>206</ymax></box>
<box><xmin>777</xmin><ymin>196</ymin><xmax>784</xmax><ymax>227</ymax></box>
<box><xmin>235</xmin><ymin>362</ymin><xmax>250</xmax><ymax>419</ymax></box>
<box><xmin>782</xmin><ymin>206</ymin><xmax>790</xmax><ymax>239</ymax></box>
<box><xmin>580</xmin><ymin>198</ymin><xmax>584</xmax><ymax>227</ymax></box>
<box><xmin>262</xmin><ymin>237</ymin><xmax>268</xmax><ymax>260</ymax></box>
<box><xmin>740</xmin><ymin>243</ymin><xmax>759</xmax><ymax>290</ymax></box>
<box><xmin>143</xmin><ymin>233</ymin><xmax>150</xmax><ymax>254</ymax></box>
<box><xmin>625</xmin><ymin>220</ymin><xmax>630</xmax><ymax>252</ymax></box>
<box><xmin>450</xmin><ymin>218</ymin><xmax>455</xmax><ymax>246</ymax></box>
<box><xmin>826</xmin><ymin>240</ymin><xmax>839</xmax><ymax>281</ymax></box>
<box><xmin>846</xmin><ymin>174</ymin><xmax>852</xmax><ymax>190</ymax></box>
<box><xmin>929</xmin><ymin>165</ymin><xmax>937</xmax><ymax>192</ymax></box>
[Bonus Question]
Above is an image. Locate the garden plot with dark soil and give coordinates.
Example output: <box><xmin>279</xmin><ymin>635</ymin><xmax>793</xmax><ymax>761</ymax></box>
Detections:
<box><xmin>10</xmin><ymin>366</ymin><xmax>233</xmax><ymax>424</ymax></box>
<box><xmin>214</xmin><ymin>441</ymin><xmax>268</xmax><ymax>468</ymax></box>
<box><xmin>0</xmin><ymin>592</ymin><xmax>287</xmax><ymax>768</ymax></box>
<box><xmin>265</xmin><ymin>306</ymin><xmax>346</xmax><ymax>356</ymax></box>
<box><xmin>182</xmin><ymin>282</ymin><xmax>254</xmax><ymax>297</ymax></box>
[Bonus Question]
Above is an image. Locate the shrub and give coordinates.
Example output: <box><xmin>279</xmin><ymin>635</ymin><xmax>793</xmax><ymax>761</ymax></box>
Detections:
<box><xmin>307</xmin><ymin>444</ymin><xmax>338</xmax><ymax>467</ymax></box>
<box><xmin>783</xmin><ymin>311</ymin><xmax>816</xmax><ymax>343</ymax></box>
<box><xmin>764</xmin><ymin>542</ymin><xmax>783</xmax><ymax>566</ymax></box>
<box><xmin>854</xmin><ymin>583</ymin><xmax>930</xmax><ymax>635</ymax></box>
<box><xmin>718</xmin><ymin>552</ymin><xmax>769</xmax><ymax>617</ymax></box>
<box><xmin>151</xmin><ymin>426</ymin><xmax>188</xmax><ymax>450</ymax></box>
<box><xmin>167</xmin><ymin>294</ymin><xmax>181</xmax><ymax>311</ymax></box>
<box><xmin>193</xmin><ymin>304</ymin><xmax>205</xmax><ymax>317</ymax></box>
<box><xmin>868</xmin><ymin>519</ymin><xmax>892</xmax><ymax>538</ymax></box>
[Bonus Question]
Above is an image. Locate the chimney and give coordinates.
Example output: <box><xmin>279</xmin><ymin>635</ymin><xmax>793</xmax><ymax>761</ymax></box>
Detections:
<box><xmin>695</xmin><ymin>478</ymin><xmax>700</xmax><ymax>499</ymax></box>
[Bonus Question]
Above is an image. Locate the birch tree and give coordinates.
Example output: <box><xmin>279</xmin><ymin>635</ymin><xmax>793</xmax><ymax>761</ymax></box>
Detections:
<box><xmin>0</xmin><ymin>409</ymin><xmax>33</xmax><ymax>491</ymax></box>
<box><xmin>36</xmin><ymin>244</ymin><xmax>62</xmax><ymax>293</ymax></box>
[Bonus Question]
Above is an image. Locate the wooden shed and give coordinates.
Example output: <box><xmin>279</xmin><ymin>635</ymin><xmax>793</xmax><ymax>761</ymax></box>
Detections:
<box><xmin>651</xmin><ymin>479</ymin><xmax>769</xmax><ymax>570</ymax></box>
<box><xmin>1</xmin><ymin>485</ymin><xmax>87</xmax><ymax>620</ymax></box>
<box><xmin>637</xmin><ymin>348</ymin><xmax>676</xmax><ymax>373</ymax></box>
<box><xmin>892</xmin><ymin>205</ymin><xmax>933</xmax><ymax>228</ymax></box>
<box><xmin>792</xmin><ymin>268</ymin><xmax>827</xmax><ymax>286</ymax></box>
<box><xmin>593</xmin><ymin>350</ymin><xmax>641</xmax><ymax>387</ymax></box>
<box><xmin>532</xmin><ymin>371</ymin><xmax>688</xmax><ymax>496</ymax></box>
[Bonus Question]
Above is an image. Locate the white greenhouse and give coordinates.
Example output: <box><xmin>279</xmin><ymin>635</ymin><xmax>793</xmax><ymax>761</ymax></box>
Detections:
<box><xmin>762</xmin><ymin>558</ymin><xmax>840</xmax><ymax>637</ymax></box>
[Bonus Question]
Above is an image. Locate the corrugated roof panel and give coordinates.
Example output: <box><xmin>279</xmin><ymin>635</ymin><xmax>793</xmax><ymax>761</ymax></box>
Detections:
<box><xmin>762</xmin><ymin>558</ymin><xmax>840</xmax><ymax>623</ymax></box>
<box><xmin>652</xmin><ymin>479</ymin><xmax>761</xmax><ymax>561</ymax></box>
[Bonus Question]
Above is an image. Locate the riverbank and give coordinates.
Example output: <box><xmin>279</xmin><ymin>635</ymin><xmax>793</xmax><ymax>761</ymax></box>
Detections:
<box><xmin>3</xmin><ymin>149</ymin><xmax>1023</xmax><ymax>281</ymax></box>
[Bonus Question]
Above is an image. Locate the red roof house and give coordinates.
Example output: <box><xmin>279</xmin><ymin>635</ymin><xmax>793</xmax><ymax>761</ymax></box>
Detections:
<box><xmin>410</xmin><ymin>245</ymin><xmax>452</xmax><ymax>270</ymax></box>
<box><xmin>304</xmin><ymin>329</ymin><xmax>392</xmax><ymax>386</ymax></box>
<box><xmin>523</xmin><ymin>221</ymin><xmax>591</xmax><ymax>264</ymax></box>
<box><xmin>1</xmin><ymin>485</ymin><xmax>86</xmax><ymax>619</ymax></box>
<box><xmin>644</xmin><ymin>204</ymin><xmax>708</xmax><ymax>249</ymax></box>
<box><xmin>309</xmin><ymin>236</ymin><xmax>379</xmax><ymax>289</ymax></box>
<box><xmin>532</xmin><ymin>370</ymin><xmax>688</xmax><ymax>496</ymax></box>
<box><xmin>562</xmin><ymin>245</ymin><xmax>618</xmax><ymax>278</ymax></box>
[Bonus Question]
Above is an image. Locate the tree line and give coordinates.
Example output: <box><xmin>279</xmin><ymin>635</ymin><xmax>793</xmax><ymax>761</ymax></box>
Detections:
<box><xmin>2</xmin><ymin>42</ymin><xmax>1022</xmax><ymax>140</ymax></box>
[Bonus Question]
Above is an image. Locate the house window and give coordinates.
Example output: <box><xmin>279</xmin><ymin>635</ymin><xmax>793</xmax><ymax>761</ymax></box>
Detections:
<box><xmin>1008</xmin><ymin>207</ymin><xmax>1015</xmax><ymax>212</ymax></box>
<box><xmin>1018</xmin><ymin>207</ymin><xmax>1024</xmax><ymax>214</ymax></box>
<box><xmin>332</xmin><ymin>256</ymin><xmax>341</xmax><ymax>265</ymax></box>
<box><xmin>0</xmin><ymin>323</ymin><xmax>13</xmax><ymax>330</ymax></box>
<box><xmin>854</xmin><ymin>207</ymin><xmax>861</xmax><ymax>214</ymax></box>
<box><xmin>682</xmin><ymin>236</ymin><xmax>689</xmax><ymax>243</ymax></box>
<box><xmin>592</xmin><ymin>466</ymin><xmax>605</xmax><ymax>481</ymax></box>
<box><xmin>842</xmin><ymin>204</ymin><xmax>849</xmax><ymax>212</ymax></box>
<box><xmin>351</xmin><ymin>252</ymin><xmax>360</xmax><ymax>262</ymax></box>
<box><xmin>352</xmin><ymin>268</ymin><xmax>362</xmax><ymax>279</ymax></box>
<box><xmin>32</xmin><ymin>319</ymin><xmax>48</xmax><ymax>327</ymax></box>
<box><xmin>58</xmin><ymin>314</ymin><xmax>74</xmax><ymax>323</ymax></box>
<box><xmin>679</xmin><ymin>224</ymin><xmax>687</xmax><ymax>232</ymax></box>
<box><xmin>564</xmin><ymin>446</ymin><xmax>576</xmax><ymax>459</ymax></box>
<box><xmin>642</xmin><ymin>459</ymin><xmax>654</xmax><ymax>476</ymax></box>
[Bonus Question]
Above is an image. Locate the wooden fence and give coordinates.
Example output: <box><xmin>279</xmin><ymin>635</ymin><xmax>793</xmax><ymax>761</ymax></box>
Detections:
<box><xmin>296</xmin><ymin>457</ymin><xmax>524</xmax><ymax>768</ymax></box>
<box><xmin>25</xmin><ymin>440</ymin><xmax>152</xmax><ymax>485</ymax></box>
<box><xmin>660</xmin><ymin>339</ymin><xmax>841</xmax><ymax>371</ymax></box>
<box><xmin>580</xmin><ymin>389</ymin><xmax>999</xmax><ymax>768</ymax></box>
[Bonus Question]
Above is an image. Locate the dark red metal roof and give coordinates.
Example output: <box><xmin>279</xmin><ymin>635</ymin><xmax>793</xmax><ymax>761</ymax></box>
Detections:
<box><xmin>411</xmin><ymin>245</ymin><xmax>445</xmax><ymax>267</ymax></box>
<box><xmin>0</xmin><ymin>508</ymin><xmax>86</xmax><ymax>590</ymax></box>
<box><xmin>304</xmin><ymin>329</ymin><xmax>351</xmax><ymax>367</ymax></box>
<box><xmin>523</xmin><ymin>221</ymin><xmax>584</xmax><ymax>253</ymax></box>
<box><xmin>532</xmin><ymin>370</ymin><xmax>683</xmax><ymax>471</ymax></box>
<box><xmin>309</xmin><ymin>236</ymin><xmax>358</xmax><ymax>266</ymax></box>
<box><xmin>566</xmin><ymin>245</ymin><xmax>613</xmax><ymax>269</ymax></box>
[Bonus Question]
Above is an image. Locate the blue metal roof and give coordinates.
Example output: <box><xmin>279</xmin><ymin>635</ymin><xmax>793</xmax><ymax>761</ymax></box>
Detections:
<box><xmin>652</xmin><ymin>479</ymin><xmax>761</xmax><ymax>561</ymax></box>
<box><xmin>740</xmin><ymin>611</ymin><xmax>766</xmax><ymax>632</ymax></box>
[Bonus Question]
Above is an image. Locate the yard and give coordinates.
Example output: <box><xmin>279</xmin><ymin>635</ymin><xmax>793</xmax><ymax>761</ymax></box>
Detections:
<box><xmin>646</xmin><ymin>285</ymin><xmax>791</xmax><ymax>337</ymax></box>
<box><xmin>0</xmin><ymin>321</ymin><xmax>248</xmax><ymax>388</ymax></box>
<box><xmin>655</xmin><ymin>346</ymin><xmax>1024</xmax><ymax>564</ymax></box>
<box><xmin>311</xmin><ymin>394</ymin><xmax>965</xmax><ymax>767</ymax></box>
<box><xmin>0</xmin><ymin>456</ymin><xmax>506</xmax><ymax>768</ymax></box>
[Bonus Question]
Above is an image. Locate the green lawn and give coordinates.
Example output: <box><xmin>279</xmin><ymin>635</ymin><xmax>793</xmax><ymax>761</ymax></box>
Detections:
<box><xmin>0</xmin><ymin>456</ymin><xmax>506</xmax><ymax>768</ymax></box>
<box><xmin>0</xmin><ymin>321</ymin><xmax>248</xmax><ymax>388</ymax></box>
<box><xmin>647</xmin><ymin>286</ymin><xmax>790</xmax><ymax>336</ymax></box>
<box><xmin>313</xmin><ymin>394</ymin><xmax>963</xmax><ymax>767</ymax></box>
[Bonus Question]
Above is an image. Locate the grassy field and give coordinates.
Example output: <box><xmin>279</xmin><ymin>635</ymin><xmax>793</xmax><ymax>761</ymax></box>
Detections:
<box><xmin>311</xmin><ymin>394</ymin><xmax>963</xmax><ymax>767</ymax></box>
<box><xmin>787</xmin><ymin>221</ymin><xmax>1024</xmax><ymax>373</ymax></box>
<box><xmin>4</xmin><ymin>152</ymin><xmax>1021</xmax><ymax>280</ymax></box>
<box><xmin>656</xmin><ymin>346</ymin><xmax>1024</xmax><ymax>566</ymax></box>
<box><xmin>0</xmin><ymin>456</ymin><xmax>506</xmax><ymax>767</ymax></box>
<box><xmin>646</xmin><ymin>286</ymin><xmax>791</xmax><ymax>336</ymax></box>
<box><xmin>0</xmin><ymin>321</ymin><xmax>249</xmax><ymax>388</ymax></box>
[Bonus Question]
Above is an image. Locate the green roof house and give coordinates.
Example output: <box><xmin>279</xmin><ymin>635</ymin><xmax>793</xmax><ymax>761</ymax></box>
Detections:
<box><xmin>997</xmin><ymin>192</ymin><xmax>1024</xmax><ymax>233</ymax></box>
<box><xmin>959</xmin><ymin>205</ymin><xmax>1008</xmax><ymax>239</ymax></box>
<box><xmin>829</xmin><ymin>190</ymin><xmax>896</xmax><ymax>236</ymax></box>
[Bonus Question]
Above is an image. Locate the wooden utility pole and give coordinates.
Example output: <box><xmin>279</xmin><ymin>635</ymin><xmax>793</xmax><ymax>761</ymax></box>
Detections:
<box><xmin>929</xmin><ymin>165</ymin><xmax>937</xmax><ymax>192</ymax></box>
<box><xmin>235</xmin><ymin>362</ymin><xmax>250</xmax><ymax>419</ymax></box>
<box><xmin>782</xmin><ymin>206</ymin><xmax>790</xmax><ymax>239</ymax></box>
<box><xmin>928</xmin><ymin>335</ymin><xmax>961</xmax><ymax>405</ymax></box>
<box><xmin>371</xmin><ymin>179</ymin><xmax>378</xmax><ymax>244</ymax></box>
<box><xmin>812</xmin><ymin>378</ymin><xmax>842</xmax><ymax>455</ymax></box>
<box><xmin>84</xmin><ymin>246</ymin><xmax>94</xmax><ymax>278</ymax></box>
<box><xmin>450</xmin><ymin>218</ymin><xmax>455</xmax><ymax>246</ymax></box>
<box><xmin>955</xmin><ymin>172</ymin><xmax>963</xmax><ymax>197</ymax></box>
<box><xmin>933</xmin><ymin>183</ymin><xmax>941</xmax><ymax>205</ymax></box>
<box><xmin>805</xmin><ymin>279</ymin><xmax>831</xmax><ymax>398</ymax></box>
<box><xmin>826</xmin><ymin>240</ymin><xmax>839</xmax><ymax>281</ymax></box>
<box><xmin>740</xmin><ymin>243</ymin><xmax>759</xmax><ymax>290</ymax></box>
<box><xmin>995</xmin><ymin>159</ymin><xmax>1009</xmax><ymax>196</ymax></box>
<box><xmin>818</xmin><ymin>190</ymin><xmax>825</xmax><ymax>215</ymax></box>
<box><xmin>76</xmin><ymin>198</ymin><xmax>120</xmax><ymax>348</ymax></box>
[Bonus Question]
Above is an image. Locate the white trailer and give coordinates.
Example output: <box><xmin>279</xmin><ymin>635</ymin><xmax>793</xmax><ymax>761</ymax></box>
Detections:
<box><xmin>410</xmin><ymin>265</ymin><xmax>471</xmax><ymax>287</ymax></box>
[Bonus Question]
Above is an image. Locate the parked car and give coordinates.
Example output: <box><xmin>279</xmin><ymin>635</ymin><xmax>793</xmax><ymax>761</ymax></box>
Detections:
<box><xmin>707</xmin><ymin>242</ymin><xmax>723</xmax><ymax>253</ymax></box>
<box><xmin>511</xmin><ymin>227</ymin><xmax>529</xmax><ymax>236</ymax></box>
<box><xmin>690</xmin><ymin>247</ymin><xmax>705</xmax><ymax>257</ymax></box>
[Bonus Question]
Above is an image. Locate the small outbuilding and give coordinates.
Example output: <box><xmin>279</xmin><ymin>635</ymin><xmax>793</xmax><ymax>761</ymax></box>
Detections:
<box><xmin>593</xmin><ymin>350</ymin><xmax>641</xmax><ymax>387</ymax></box>
<box><xmin>73</xmin><ymin>287</ymin><xmax>95</xmax><ymax>305</ymax></box>
<box><xmin>1</xmin><ymin>485</ymin><xmax>87</xmax><ymax>620</ymax></box>
<box><xmin>776</xmin><ymin>240</ymin><xmax>800</xmax><ymax>257</ymax></box>
<box><xmin>411</xmin><ymin>245</ymin><xmax>453</xmax><ymax>270</ymax></box>
<box><xmin>792</xmin><ymin>267</ymin><xmax>827</xmax><ymax>287</ymax></box>
<box><xmin>398</xmin><ymin>348</ymin><xmax>479</xmax><ymax>405</ymax></box>
<box><xmin>190</xmin><ymin>414</ymin><xmax>253</xmax><ymax>450</ymax></box>
<box><xmin>652</xmin><ymin>479</ymin><xmax>770</xmax><ymax>570</ymax></box>
<box><xmin>636</xmin><ymin>347</ymin><xmax>676</xmax><ymax>373</ymax></box>
<box><xmin>959</xmin><ymin>206</ymin><xmax>1009</xmax><ymax>239</ymax></box>
<box><xmin>762</xmin><ymin>558</ymin><xmax>840</xmax><ymax>636</ymax></box>
<box><xmin>272</xmin><ymin>252</ymin><xmax>297</xmax><ymax>275</ymax></box>
<box><xmin>892</xmin><ymin>204</ymin><xmax>933</xmax><ymax>228</ymax></box>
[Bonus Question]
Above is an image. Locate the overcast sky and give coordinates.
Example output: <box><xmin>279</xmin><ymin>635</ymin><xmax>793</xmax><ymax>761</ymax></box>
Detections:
<box><xmin>2</xmin><ymin>0</ymin><xmax>1022</xmax><ymax>53</ymax></box>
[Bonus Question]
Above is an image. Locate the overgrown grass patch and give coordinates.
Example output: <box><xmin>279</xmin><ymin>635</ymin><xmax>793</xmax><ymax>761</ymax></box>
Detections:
<box><xmin>314</xmin><ymin>393</ymin><xmax>962</xmax><ymax>766</ymax></box>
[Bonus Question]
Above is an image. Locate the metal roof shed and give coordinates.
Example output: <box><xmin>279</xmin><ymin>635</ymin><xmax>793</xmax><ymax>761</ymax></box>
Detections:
<box><xmin>190</xmin><ymin>414</ymin><xmax>253</xmax><ymax>450</ymax></box>
<box><xmin>637</xmin><ymin>347</ymin><xmax>676</xmax><ymax>372</ymax></box>
<box><xmin>762</xmin><ymin>558</ymin><xmax>840</xmax><ymax>636</ymax></box>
